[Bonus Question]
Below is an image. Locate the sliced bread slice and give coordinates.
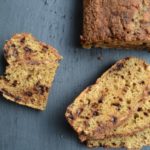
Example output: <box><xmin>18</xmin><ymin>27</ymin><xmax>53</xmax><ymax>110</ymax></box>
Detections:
<box><xmin>0</xmin><ymin>33</ymin><xmax>62</xmax><ymax>110</ymax></box>
<box><xmin>65</xmin><ymin>57</ymin><xmax>150</xmax><ymax>141</ymax></box>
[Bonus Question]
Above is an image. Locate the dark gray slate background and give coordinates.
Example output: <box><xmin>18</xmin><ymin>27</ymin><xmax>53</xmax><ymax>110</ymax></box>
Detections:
<box><xmin>0</xmin><ymin>0</ymin><xmax>149</xmax><ymax>150</ymax></box>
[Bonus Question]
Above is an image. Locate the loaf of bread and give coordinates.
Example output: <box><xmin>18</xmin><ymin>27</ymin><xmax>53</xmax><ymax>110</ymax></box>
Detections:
<box><xmin>81</xmin><ymin>0</ymin><xmax>150</xmax><ymax>49</ymax></box>
<box><xmin>0</xmin><ymin>33</ymin><xmax>62</xmax><ymax>110</ymax></box>
<box><xmin>87</xmin><ymin>128</ymin><xmax>150</xmax><ymax>150</ymax></box>
<box><xmin>65</xmin><ymin>57</ymin><xmax>150</xmax><ymax>141</ymax></box>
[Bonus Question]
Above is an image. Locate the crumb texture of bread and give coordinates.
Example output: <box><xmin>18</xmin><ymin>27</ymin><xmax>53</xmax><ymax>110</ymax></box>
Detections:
<box><xmin>81</xmin><ymin>0</ymin><xmax>150</xmax><ymax>49</ymax></box>
<box><xmin>65</xmin><ymin>57</ymin><xmax>150</xmax><ymax>141</ymax></box>
<box><xmin>87</xmin><ymin>94</ymin><xmax>150</xmax><ymax>149</ymax></box>
<box><xmin>88</xmin><ymin>88</ymin><xmax>150</xmax><ymax>139</ymax></box>
<box><xmin>0</xmin><ymin>33</ymin><xmax>62</xmax><ymax>110</ymax></box>
<box><xmin>108</xmin><ymin>96</ymin><xmax>150</xmax><ymax>137</ymax></box>
<box><xmin>87</xmin><ymin>128</ymin><xmax>150</xmax><ymax>150</ymax></box>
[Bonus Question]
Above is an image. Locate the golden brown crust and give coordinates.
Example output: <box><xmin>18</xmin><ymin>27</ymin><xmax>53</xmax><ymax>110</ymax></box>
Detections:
<box><xmin>81</xmin><ymin>0</ymin><xmax>150</xmax><ymax>49</ymax></box>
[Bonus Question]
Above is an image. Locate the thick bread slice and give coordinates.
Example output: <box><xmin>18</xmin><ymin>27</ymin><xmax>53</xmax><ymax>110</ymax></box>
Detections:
<box><xmin>87</xmin><ymin>128</ymin><xmax>150</xmax><ymax>150</ymax></box>
<box><xmin>0</xmin><ymin>33</ymin><xmax>62</xmax><ymax>110</ymax></box>
<box><xmin>65</xmin><ymin>57</ymin><xmax>150</xmax><ymax>141</ymax></box>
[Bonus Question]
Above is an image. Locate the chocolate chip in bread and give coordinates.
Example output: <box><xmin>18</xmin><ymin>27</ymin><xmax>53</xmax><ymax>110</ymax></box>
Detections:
<box><xmin>87</xmin><ymin>128</ymin><xmax>150</xmax><ymax>150</ymax></box>
<box><xmin>0</xmin><ymin>33</ymin><xmax>62</xmax><ymax>110</ymax></box>
<box><xmin>65</xmin><ymin>57</ymin><xmax>150</xmax><ymax>141</ymax></box>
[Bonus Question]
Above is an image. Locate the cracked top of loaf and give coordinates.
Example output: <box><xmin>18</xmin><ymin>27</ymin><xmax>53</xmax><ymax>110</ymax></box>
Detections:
<box><xmin>81</xmin><ymin>0</ymin><xmax>150</xmax><ymax>48</ymax></box>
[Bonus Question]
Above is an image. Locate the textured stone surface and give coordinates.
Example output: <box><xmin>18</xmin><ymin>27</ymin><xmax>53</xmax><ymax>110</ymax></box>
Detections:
<box><xmin>0</xmin><ymin>0</ymin><xmax>149</xmax><ymax>150</ymax></box>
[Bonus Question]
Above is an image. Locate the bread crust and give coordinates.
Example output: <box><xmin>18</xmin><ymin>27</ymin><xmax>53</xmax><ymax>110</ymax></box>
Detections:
<box><xmin>81</xmin><ymin>0</ymin><xmax>150</xmax><ymax>49</ymax></box>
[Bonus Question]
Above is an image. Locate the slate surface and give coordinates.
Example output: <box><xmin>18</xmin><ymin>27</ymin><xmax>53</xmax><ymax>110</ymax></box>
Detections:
<box><xmin>0</xmin><ymin>0</ymin><xmax>149</xmax><ymax>150</ymax></box>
